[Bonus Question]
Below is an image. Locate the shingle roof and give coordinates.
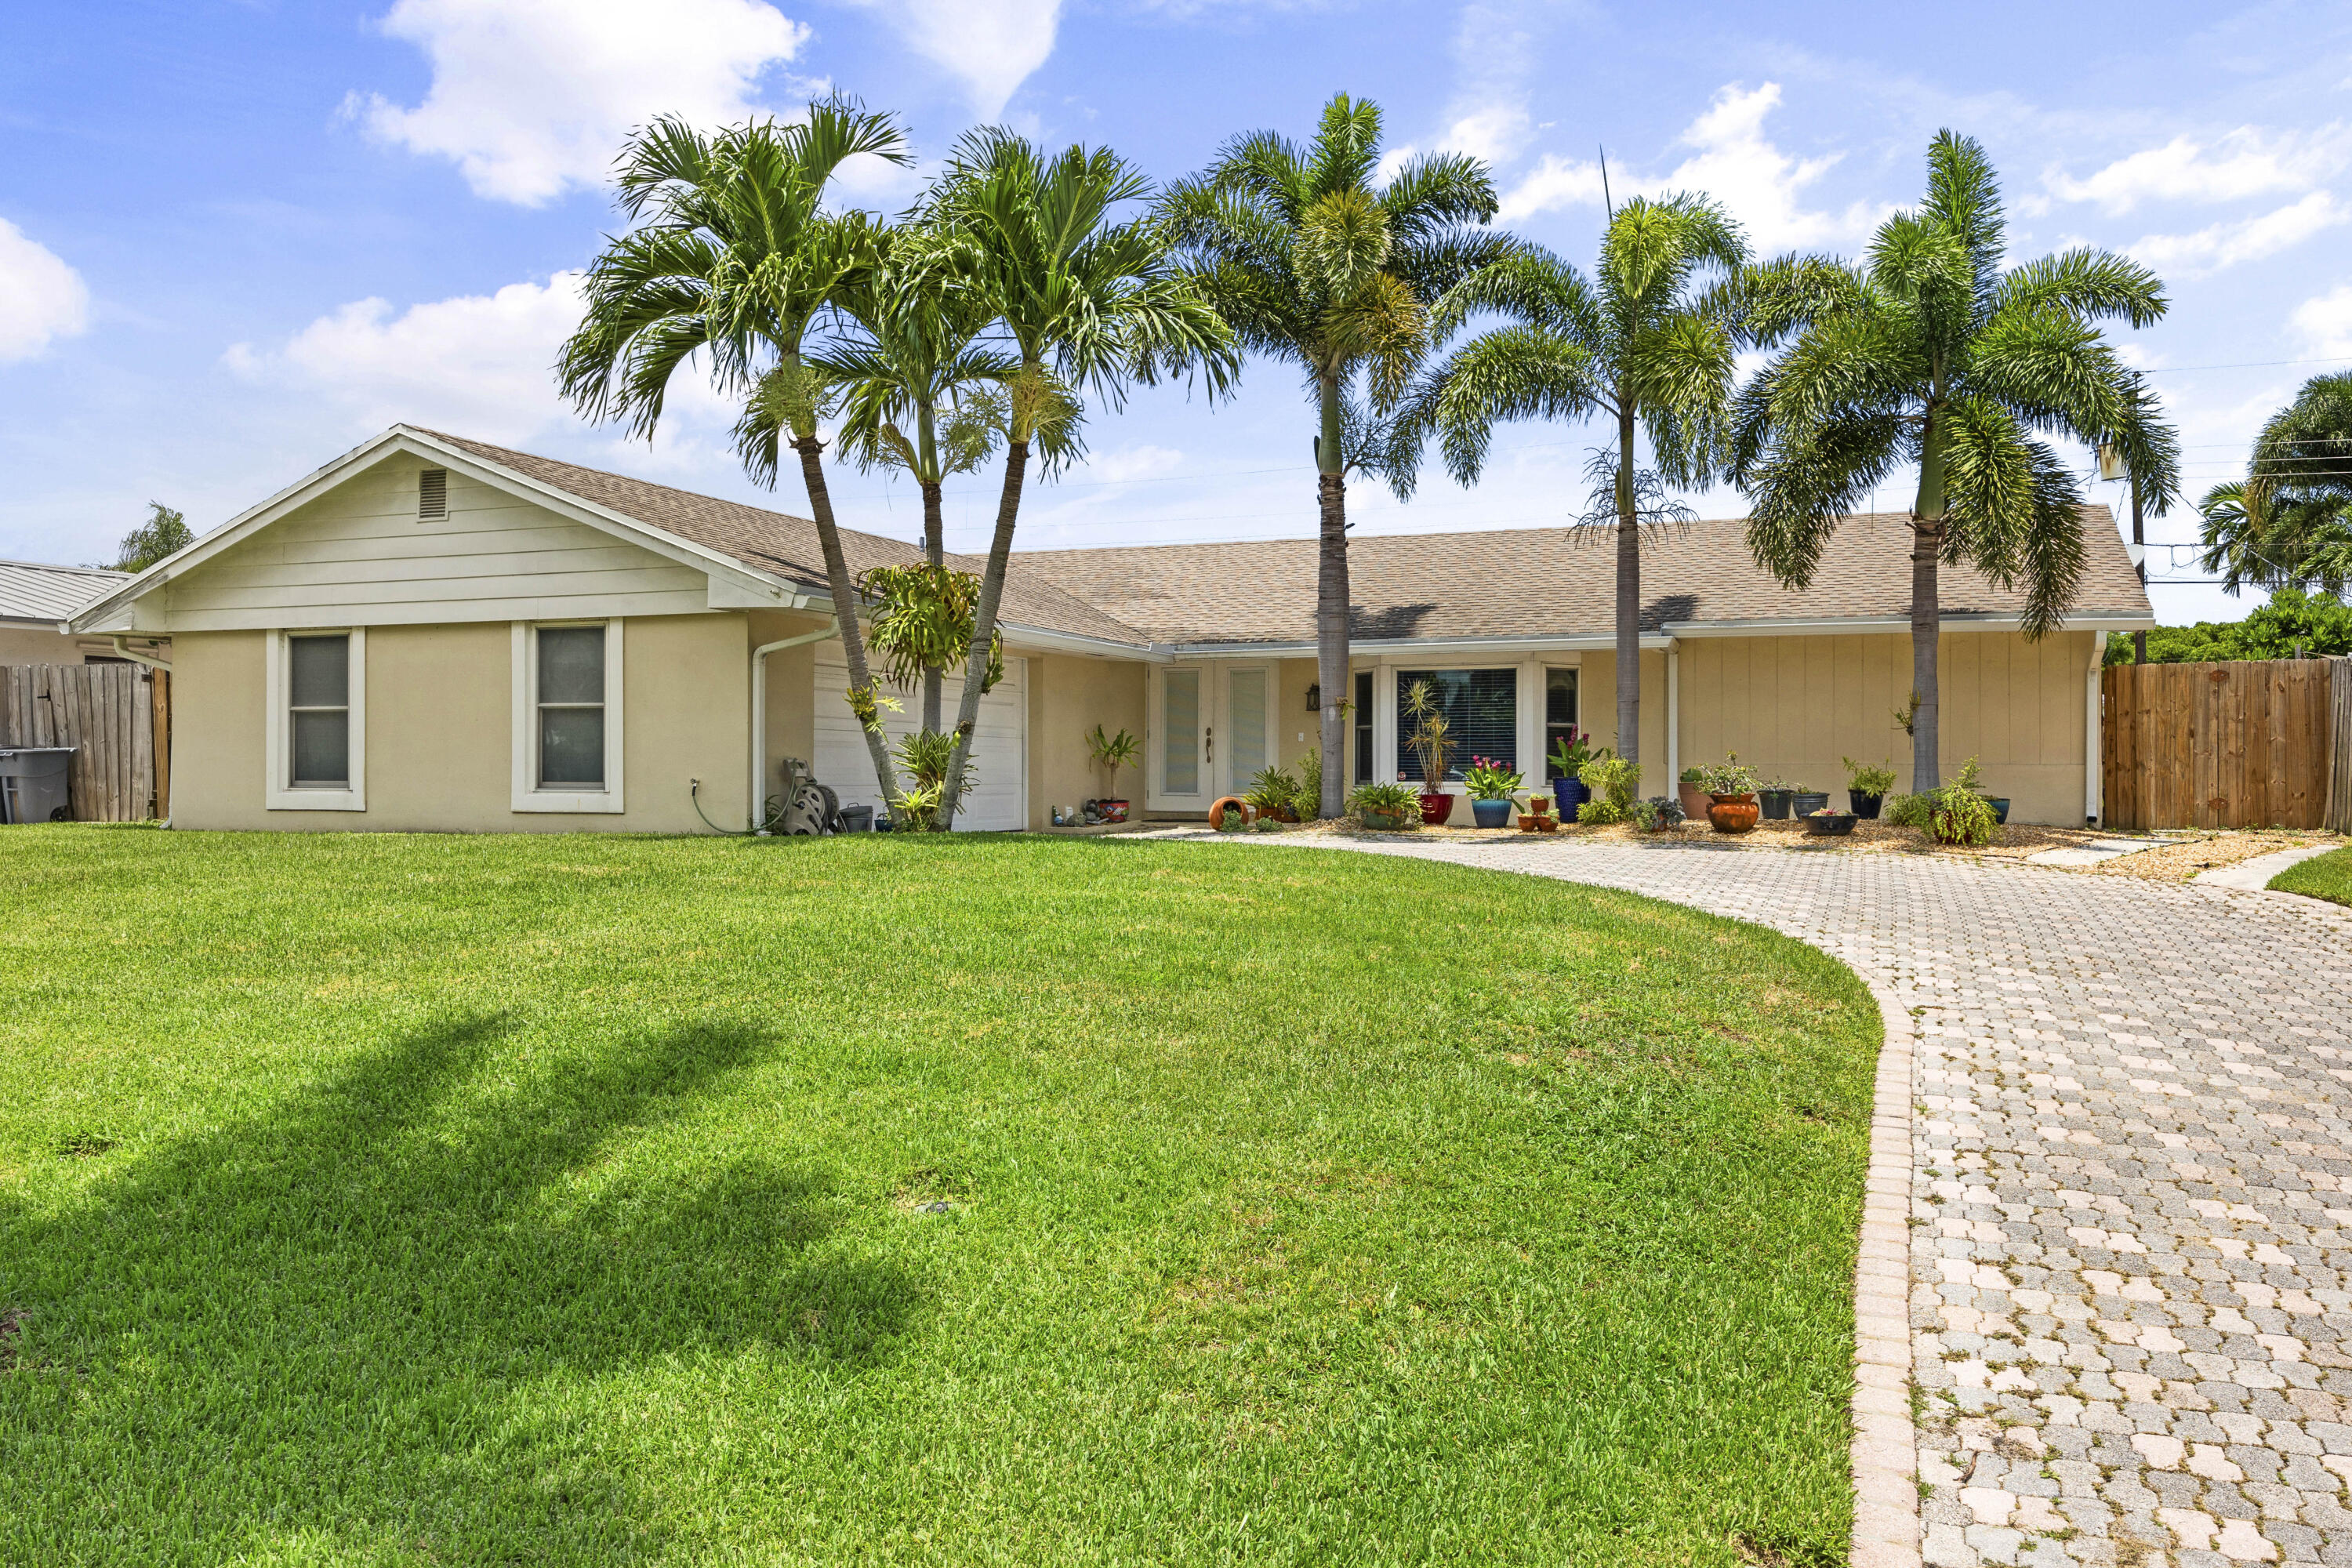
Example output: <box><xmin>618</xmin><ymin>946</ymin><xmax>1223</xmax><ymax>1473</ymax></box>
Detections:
<box><xmin>420</xmin><ymin>430</ymin><xmax>1153</xmax><ymax>648</ymax></box>
<box><xmin>1018</xmin><ymin>509</ymin><xmax>2153</xmax><ymax>646</ymax></box>
<box><xmin>0</xmin><ymin>558</ymin><xmax>126</xmax><ymax>626</ymax></box>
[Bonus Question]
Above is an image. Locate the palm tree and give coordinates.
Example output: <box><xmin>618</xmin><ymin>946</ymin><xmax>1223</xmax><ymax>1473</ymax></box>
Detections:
<box><xmin>2196</xmin><ymin>372</ymin><xmax>2352</xmax><ymax>596</ymax></box>
<box><xmin>1395</xmin><ymin>196</ymin><xmax>1746</xmax><ymax>773</ymax></box>
<box><xmin>764</xmin><ymin>224</ymin><xmax>1020</xmax><ymax>732</ymax></box>
<box><xmin>1729</xmin><ymin>130</ymin><xmax>2180</xmax><ymax>792</ymax></box>
<box><xmin>924</xmin><ymin>129</ymin><xmax>1237</xmax><ymax>828</ymax></box>
<box><xmin>557</xmin><ymin>102</ymin><xmax>913</xmax><ymax>817</ymax></box>
<box><xmin>1159</xmin><ymin>94</ymin><xmax>1506</xmax><ymax>818</ymax></box>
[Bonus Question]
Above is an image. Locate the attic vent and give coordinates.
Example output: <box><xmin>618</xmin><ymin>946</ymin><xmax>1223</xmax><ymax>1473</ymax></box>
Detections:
<box><xmin>418</xmin><ymin>467</ymin><xmax>448</xmax><ymax>521</ymax></box>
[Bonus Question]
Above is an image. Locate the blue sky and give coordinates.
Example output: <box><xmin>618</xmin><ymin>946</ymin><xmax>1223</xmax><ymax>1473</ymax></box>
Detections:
<box><xmin>5</xmin><ymin>1</ymin><xmax>2350</xmax><ymax>625</ymax></box>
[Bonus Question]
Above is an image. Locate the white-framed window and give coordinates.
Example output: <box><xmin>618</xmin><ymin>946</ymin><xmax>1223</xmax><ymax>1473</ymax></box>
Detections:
<box><xmin>264</xmin><ymin>628</ymin><xmax>366</xmax><ymax>811</ymax></box>
<box><xmin>511</xmin><ymin>619</ymin><xmax>623</xmax><ymax>813</ymax></box>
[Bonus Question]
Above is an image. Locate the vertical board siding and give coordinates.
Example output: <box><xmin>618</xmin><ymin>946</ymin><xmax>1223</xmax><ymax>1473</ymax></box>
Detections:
<box><xmin>2100</xmin><ymin>659</ymin><xmax>2332</xmax><ymax>829</ymax></box>
<box><xmin>2329</xmin><ymin>659</ymin><xmax>2352</xmax><ymax>834</ymax></box>
<box><xmin>0</xmin><ymin>662</ymin><xmax>162</xmax><ymax>821</ymax></box>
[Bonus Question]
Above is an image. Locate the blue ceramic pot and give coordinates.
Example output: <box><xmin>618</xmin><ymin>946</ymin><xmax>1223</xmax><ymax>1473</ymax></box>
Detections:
<box><xmin>1552</xmin><ymin>777</ymin><xmax>1591</xmax><ymax>812</ymax></box>
<box><xmin>1471</xmin><ymin>798</ymin><xmax>1512</xmax><ymax>829</ymax></box>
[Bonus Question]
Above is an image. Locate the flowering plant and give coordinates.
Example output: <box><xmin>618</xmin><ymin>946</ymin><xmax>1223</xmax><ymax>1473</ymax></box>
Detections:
<box><xmin>1546</xmin><ymin>728</ymin><xmax>1606</xmax><ymax>777</ymax></box>
<box><xmin>1461</xmin><ymin>756</ymin><xmax>1524</xmax><ymax>800</ymax></box>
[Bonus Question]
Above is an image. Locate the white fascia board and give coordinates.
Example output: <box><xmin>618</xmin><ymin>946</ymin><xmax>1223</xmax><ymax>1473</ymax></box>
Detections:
<box><xmin>70</xmin><ymin>426</ymin><xmax>800</xmax><ymax>633</ymax></box>
<box><xmin>795</xmin><ymin>588</ymin><xmax>1162</xmax><ymax>662</ymax></box>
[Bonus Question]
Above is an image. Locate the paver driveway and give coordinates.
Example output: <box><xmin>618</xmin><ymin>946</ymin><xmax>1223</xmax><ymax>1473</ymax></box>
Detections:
<box><xmin>1168</xmin><ymin>830</ymin><xmax>2352</xmax><ymax>1567</ymax></box>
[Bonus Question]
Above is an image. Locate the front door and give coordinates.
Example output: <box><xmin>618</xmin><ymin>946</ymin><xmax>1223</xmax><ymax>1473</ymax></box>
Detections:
<box><xmin>1224</xmin><ymin>664</ymin><xmax>1270</xmax><ymax>795</ymax></box>
<box><xmin>1149</xmin><ymin>663</ymin><xmax>1211</xmax><ymax>812</ymax></box>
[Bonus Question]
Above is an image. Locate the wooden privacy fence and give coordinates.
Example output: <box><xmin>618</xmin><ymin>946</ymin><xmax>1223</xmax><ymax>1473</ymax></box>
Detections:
<box><xmin>0</xmin><ymin>663</ymin><xmax>169</xmax><ymax>822</ymax></box>
<box><xmin>2102</xmin><ymin>659</ymin><xmax>2331</xmax><ymax>831</ymax></box>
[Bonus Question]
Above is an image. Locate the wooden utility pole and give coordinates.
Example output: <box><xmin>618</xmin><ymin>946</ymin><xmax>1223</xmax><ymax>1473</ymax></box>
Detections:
<box><xmin>2132</xmin><ymin>471</ymin><xmax>2147</xmax><ymax>666</ymax></box>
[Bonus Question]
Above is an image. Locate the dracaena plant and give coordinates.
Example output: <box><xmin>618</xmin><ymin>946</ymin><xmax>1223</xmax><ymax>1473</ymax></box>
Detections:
<box><xmin>1727</xmin><ymin>130</ymin><xmax>2181</xmax><ymax>791</ymax></box>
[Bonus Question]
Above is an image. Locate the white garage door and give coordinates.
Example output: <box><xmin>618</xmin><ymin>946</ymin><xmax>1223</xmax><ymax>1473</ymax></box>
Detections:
<box><xmin>812</xmin><ymin>652</ymin><xmax>1028</xmax><ymax>830</ymax></box>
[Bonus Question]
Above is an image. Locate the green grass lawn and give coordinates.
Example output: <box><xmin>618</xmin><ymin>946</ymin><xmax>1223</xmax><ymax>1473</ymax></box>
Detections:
<box><xmin>2272</xmin><ymin>844</ymin><xmax>2352</xmax><ymax>906</ymax></box>
<box><xmin>0</xmin><ymin>828</ymin><xmax>1875</xmax><ymax>1566</ymax></box>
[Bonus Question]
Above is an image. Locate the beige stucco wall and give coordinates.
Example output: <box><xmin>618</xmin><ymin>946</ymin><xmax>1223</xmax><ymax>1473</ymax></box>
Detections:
<box><xmin>1025</xmin><ymin>652</ymin><xmax>1148</xmax><ymax>827</ymax></box>
<box><xmin>1574</xmin><ymin>648</ymin><xmax>1670</xmax><ymax>782</ymax></box>
<box><xmin>171</xmin><ymin>613</ymin><xmax>753</xmax><ymax>833</ymax></box>
<box><xmin>750</xmin><ymin>608</ymin><xmax>828</xmax><ymax>812</ymax></box>
<box><xmin>0</xmin><ymin>627</ymin><xmax>108</xmax><ymax>664</ymax></box>
<box><xmin>1675</xmin><ymin>629</ymin><xmax>2093</xmax><ymax>825</ymax></box>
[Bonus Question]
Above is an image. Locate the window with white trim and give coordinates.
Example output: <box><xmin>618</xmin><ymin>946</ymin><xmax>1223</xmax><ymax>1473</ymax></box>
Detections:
<box><xmin>511</xmin><ymin>620</ymin><xmax>624</xmax><ymax>812</ymax></box>
<box><xmin>265</xmin><ymin>628</ymin><xmax>366</xmax><ymax>811</ymax></box>
<box><xmin>1396</xmin><ymin>668</ymin><xmax>1516</xmax><ymax>780</ymax></box>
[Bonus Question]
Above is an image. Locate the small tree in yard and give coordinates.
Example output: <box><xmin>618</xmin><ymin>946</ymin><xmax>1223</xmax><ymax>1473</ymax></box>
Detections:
<box><xmin>1729</xmin><ymin>131</ymin><xmax>2180</xmax><ymax>792</ymax></box>
<box><xmin>559</xmin><ymin>102</ymin><xmax>915</xmax><ymax>821</ymax></box>
<box><xmin>924</xmin><ymin>129</ymin><xmax>1236</xmax><ymax>829</ymax></box>
<box><xmin>1159</xmin><ymin>94</ymin><xmax>1508</xmax><ymax>819</ymax></box>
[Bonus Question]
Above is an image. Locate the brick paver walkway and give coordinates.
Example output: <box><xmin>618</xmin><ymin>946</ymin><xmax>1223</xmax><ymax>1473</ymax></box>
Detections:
<box><xmin>1183</xmin><ymin>831</ymin><xmax>2352</xmax><ymax>1567</ymax></box>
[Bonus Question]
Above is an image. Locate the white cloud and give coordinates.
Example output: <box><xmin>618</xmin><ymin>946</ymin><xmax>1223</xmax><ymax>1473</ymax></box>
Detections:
<box><xmin>851</xmin><ymin>0</ymin><xmax>1062</xmax><ymax>121</ymax></box>
<box><xmin>0</xmin><ymin>218</ymin><xmax>90</xmax><ymax>362</ymax></box>
<box><xmin>226</xmin><ymin>275</ymin><xmax>591</xmax><ymax>442</ymax></box>
<box><xmin>2129</xmin><ymin>191</ymin><xmax>2347</xmax><ymax>277</ymax></box>
<box><xmin>1501</xmin><ymin>82</ymin><xmax>1887</xmax><ymax>252</ymax></box>
<box><xmin>2293</xmin><ymin>282</ymin><xmax>2352</xmax><ymax>358</ymax></box>
<box><xmin>2042</xmin><ymin>124</ymin><xmax>2352</xmax><ymax>215</ymax></box>
<box><xmin>353</xmin><ymin>0</ymin><xmax>810</xmax><ymax>206</ymax></box>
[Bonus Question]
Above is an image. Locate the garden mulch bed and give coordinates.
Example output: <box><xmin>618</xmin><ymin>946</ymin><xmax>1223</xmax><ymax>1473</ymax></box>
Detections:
<box><xmin>1282</xmin><ymin>816</ymin><xmax>2344</xmax><ymax>881</ymax></box>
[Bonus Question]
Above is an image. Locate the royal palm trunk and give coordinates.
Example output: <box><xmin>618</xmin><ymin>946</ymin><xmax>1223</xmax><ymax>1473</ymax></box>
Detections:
<box><xmin>920</xmin><ymin>475</ymin><xmax>944</xmax><ymax>735</ymax></box>
<box><xmin>1613</xmin><ymin>408</ymin><xmax>1641</xmax><ymax>769</ymax></box>
<box><xmin>938</xmin><ymin>437</ymin><xmax>1030</xmax><ymax>828</ymax></box>
<box><xmin>1316</xmin><ymin>376</ymin><xmax>1348</xmax><ymax>819</ymax></box>
<box><xmin>791</xmin><ymin>433</ymin><xmax>902</xmax><ymax>820</ymax></box>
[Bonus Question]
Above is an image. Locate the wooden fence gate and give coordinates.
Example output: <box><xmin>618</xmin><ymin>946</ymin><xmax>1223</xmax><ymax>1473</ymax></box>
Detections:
<box><xmin>0</xmin><ymin>663</ymin><xmax>169</xmax><ymax>822</ymax></box>
<box><xmin>2101</xmin><ymin>659</ymin><xmax>2332</xmax><ymax>830</ymax></box>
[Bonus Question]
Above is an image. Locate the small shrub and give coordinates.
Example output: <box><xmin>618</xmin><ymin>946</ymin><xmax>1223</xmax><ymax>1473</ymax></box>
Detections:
<box><xmin>1577</xmin><ymin>800</ymin><xmax>1624</xmax><ymax>826</ymax></box>
<box><xmin>1578</xmin><ymin>756</ymin><xmax>1642</xmax><ymax>811</ymax></box>
<box><xmin>1882</xmin><ymin>792</ymin><xmax>1930</xmax><ymax>828</ymax></box>
<box><xmin>1243</xmin><ymin>764</ymin><xmax>1302</xmax><ymax>817</ymax></box>
<box><xmin>1295</xmin><ymin>747</ymin><xmax>1323</xmax><ymax>821</ymax></box>
<box><xmin>1347</xmin><ymin>781</ymin><xmax>1418</xmax><ymax>824</ymax></box>
<box><xmin>1926</xmin><ymin>786</ymin><xmax>1997</xmax><ymax>847</ymax></box>
<box><xmin>1632</xmin><ymin>795</ymin><xmax>1683</xmax><ymax>830</ymax></box>
<box><xmin>1697</xmin><ymin>753</ymin><xmax>1760</xmax><ymax>795</ymax></box>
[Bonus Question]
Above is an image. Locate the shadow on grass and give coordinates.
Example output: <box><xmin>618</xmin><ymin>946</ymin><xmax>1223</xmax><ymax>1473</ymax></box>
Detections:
<box><xmin>0</xmin><ymin>1012</ymin><xmax>917</xmax><ymax>1559</ymax></box>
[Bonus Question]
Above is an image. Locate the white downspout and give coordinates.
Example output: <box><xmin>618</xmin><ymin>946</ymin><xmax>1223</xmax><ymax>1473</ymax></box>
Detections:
<box><xmin>2085</xmin><ymin>633</ymin><xmax>2103</xmax><ymax>825</ymax></box>
<box><xmin>1664</xmin><ymin>639</ymin><xmax>1680</xmax><ymax>799</ymax></box>
<box><xmin>109</xmin><ymin>636</ymin><xmax>172</xmax><ymax>673</ymax></box>
<box><xmin>750</xmin><ymin>621</ymin><xmax>840</xmax><ymax>831</ymax></box>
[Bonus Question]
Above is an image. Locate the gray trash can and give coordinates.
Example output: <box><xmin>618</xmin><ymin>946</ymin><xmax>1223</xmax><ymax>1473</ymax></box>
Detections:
<box><xmin>0</xmin><ymin>747</ymin><xmax>74</xmax><ymax>824</ymax></box>
<box><xmin>838</xmin><ymin>804</ymin><xmax>874</xmax><ymax>833</ymax></box>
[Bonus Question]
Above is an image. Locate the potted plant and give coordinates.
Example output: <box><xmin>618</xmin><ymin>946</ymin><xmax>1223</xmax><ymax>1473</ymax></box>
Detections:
<box><xmin>1547</xmin><ymin>729</ymin><xmax>1603</xmax><ymax>814</ymax></box>
<box><xmin>1346</xmin><ymin>780</ymin><xmax>1417</xmax><ymax>831</ymax></box>
<box><xmin>1085</xmin><ymin>724</ymin><xmax>1141</xmax><ymax>824</ymax></box>
<box><xmin>1461</xmin><ymin>757</ymin><xmax>1523</xmax><ymax>829</ymax></box>
<box><xmin>1803</xmin><ymin>804</ymin><xmax>1858</xmax><ymax>837</ymax></box>
<box><xmin>1399</xmin><ymin>679</ymin><xmax>1457</xmax><ymax>826</ymax></box>
<box><xmin>1842</xmin><ymin>757</ymin><xmax>1895</xmax><ymax>820</ymax></box>
<box><xmin>1758</xmin><ymin>779</ymin><xmax>1796</xmax><ymax>820</ymax></box>
<box><xmin>1677</xmin><ymin>766</ymin><xmax>1711</xmax><ymax>822</ymax></box>
<box><xmin>1633</xmin><ymin>796</ymin><xmax>1686</xmax><ymax>832</ymax></box>
<box><xmin>1790</xmin><ymin>782</ymin><xmax>1829</xmax><ymax>816</ymax></box>
<box><xmin>1243</xmin><ymin>763</ymin><xmax>1303</xmax><ymax>823</ymax></box>
<box><xmin>1698</xmin><ymin>757</ymin><xmax>1760</xmax><ymax>833</ymax></box>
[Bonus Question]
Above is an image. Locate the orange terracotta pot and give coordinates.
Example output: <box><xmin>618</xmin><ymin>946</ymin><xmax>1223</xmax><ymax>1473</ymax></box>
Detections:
<box><xmin>1706</xmin><ymin>793</ymin><xmax>1759</xmax><ymax>834</ymax></box>
<box><xmin>1208</xmin><ymin>797</ymin><xmax>1255</xmax><ymax>831</ymax></box>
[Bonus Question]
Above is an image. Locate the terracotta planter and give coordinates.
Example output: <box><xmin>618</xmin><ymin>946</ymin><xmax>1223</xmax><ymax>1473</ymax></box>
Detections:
<box><xmin>1707</xmin><ymin>792</ymin><xmax>1759</xmax><ymax>834</ymax></box>
<box><xmin>1417</xmin><ymin>792</ymin><xmax>1453</xmax><ymax>826</ymax></box>
<box><xmin>1208</xmin><ymin>796</ymin><xmax>1254</xmax><ymax>831</ymax></box>
<box><xmin>1678</xmin><ymin>782</ymin><xmax>1711</xmax><ymax>820</ymax></box>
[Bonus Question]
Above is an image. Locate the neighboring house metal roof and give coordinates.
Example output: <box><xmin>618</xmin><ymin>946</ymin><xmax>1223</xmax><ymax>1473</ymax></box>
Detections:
<box><xmin>420</xmin><ymin>431</ymin><xmax>1156</xmax><ymax>650</ymax></box>
<box><xmin>0</xmin><ymin>558</ymin><xmax>126</xmax><ymax>627</ymax></box>
<box><xmin>1019</xmin><ymin>510</ymin><xmax>2154</xmax><ymax>648</ymax></box>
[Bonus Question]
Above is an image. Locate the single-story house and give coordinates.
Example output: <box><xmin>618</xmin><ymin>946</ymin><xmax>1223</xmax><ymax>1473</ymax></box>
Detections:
<box><xmin>1</xmin><ymin>559</ymin><xmax>141</xmax><ymax>665</ymax></box>
<box><xmin>67</xmin><ymin>425</ymin><xmax>2156</xmax><ymax>832</ymax></box>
